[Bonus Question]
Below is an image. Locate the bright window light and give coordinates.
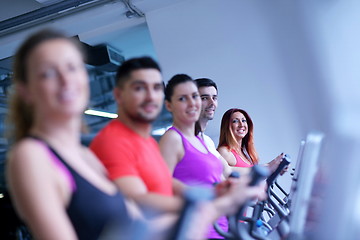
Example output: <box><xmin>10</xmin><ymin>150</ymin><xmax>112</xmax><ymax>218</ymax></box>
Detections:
<box><xmin>84</xmin><ymin>109</ymin><xmax>118</xmax><ymax>119</ymax></box>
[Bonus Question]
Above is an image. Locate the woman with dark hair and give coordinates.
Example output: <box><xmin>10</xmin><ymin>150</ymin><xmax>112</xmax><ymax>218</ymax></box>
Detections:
<box><xmin>159</xmin><ymin>75</ymin><xmax>267</xmax><ymax>240</ymax></box>
<box><xmin>218</xmin><ymin>108</ymin><xmax>283</xmax><ymax>172</ymax></box>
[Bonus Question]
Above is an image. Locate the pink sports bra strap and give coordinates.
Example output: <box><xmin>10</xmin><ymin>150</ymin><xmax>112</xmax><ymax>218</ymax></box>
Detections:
<box><xmin>230</xmin><ymin>149</ymin><xmax>253</xmax><ymax>168</ymax></box>
<box><xmin>36</xmin><ymin>140</ymin><xmax>77</xmax><ymax>192</ymax></box>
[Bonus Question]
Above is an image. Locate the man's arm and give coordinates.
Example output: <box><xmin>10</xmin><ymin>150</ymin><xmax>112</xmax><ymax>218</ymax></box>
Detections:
<box><xmin>113</xmin><ymin>176</ymin><xmax>183</xmax><ymax>214</ymax></box>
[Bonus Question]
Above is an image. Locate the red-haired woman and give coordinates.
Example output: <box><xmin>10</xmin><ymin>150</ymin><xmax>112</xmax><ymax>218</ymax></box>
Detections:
<box><xmin>217</xmin><ymin>108</ymin><xmax>283</xmax><ymax>173</ymax></box>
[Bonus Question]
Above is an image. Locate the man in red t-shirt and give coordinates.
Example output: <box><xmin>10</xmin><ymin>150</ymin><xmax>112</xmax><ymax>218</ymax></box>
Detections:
<box><xmin>90</xmin><ymin>57</ymin><xmax>184</xmax><ymax>213</ymax></box>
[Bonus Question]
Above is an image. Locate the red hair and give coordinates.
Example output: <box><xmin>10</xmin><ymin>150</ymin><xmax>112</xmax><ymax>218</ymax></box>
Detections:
<box><xmin>218</xmin><ymin>108</ymin><xmax>259</xmax><ymax>164</ymax></box>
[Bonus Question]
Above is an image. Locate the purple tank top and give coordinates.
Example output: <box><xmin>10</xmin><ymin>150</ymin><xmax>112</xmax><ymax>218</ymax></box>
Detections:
<box><xmin>170</xmin><ymin>126</ymin><xmax>223</xmax><ymax>186</ymax></box>
<box><xmin>169</xmin><ymin>126</ymin><xmax>227</xmax><ymax>239</ymax></box>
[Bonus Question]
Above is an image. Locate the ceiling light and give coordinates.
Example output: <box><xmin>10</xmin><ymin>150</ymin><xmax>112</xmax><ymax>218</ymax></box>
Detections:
<box><xmin>34</xmin><ymin>0</ymin><xmax>63</xmax><ymax>6</ymax></box>
<box><xmin>84</xmin><ymin>109</ymin><xmax>118</xmax><ymax>118</ymax></box>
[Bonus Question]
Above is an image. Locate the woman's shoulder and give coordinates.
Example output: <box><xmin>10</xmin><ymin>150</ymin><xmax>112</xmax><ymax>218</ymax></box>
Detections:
<box><xmin>159</xmin><ymin>128</ymin><xmax>184</xmax><ymax>158</ymax></box>
<box><xmin>217</xmin><ymin>145</ymin><xmax>231</xmax><ymax>153</ymax></box>
<box><xmin>8</xmin><ymin>139</ymin><xmax>54</xmax><ymax>175</ymax></box>
<box><xmin>217</xmin><ymin>145</ymin><xmax>234</xmax><ymax>159</ymax></box>
<box><xmin>217</xmin><ymin>145</ymin><xmax>237</xmax><ymax>166</ymax></box>
<box><xmin>160</xmin><ymin>128</ymin><xmax>182</xmax><ymax>144</ymax></box>
<box><xmin>9</xmin><ymin>138</ymin><xmax>48</xmax><ymax>160</ymax></box>
<box><xmin>6</xmin><ymin>138</ymin><xmax>59</xmax><ymax>188</ymax></box>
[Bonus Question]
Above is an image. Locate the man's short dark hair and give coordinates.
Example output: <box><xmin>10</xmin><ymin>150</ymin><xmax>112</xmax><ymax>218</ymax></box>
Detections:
<box><xmin>194</xmin><ymin>78</ymin><xmax>218</xmax><ymax>91</ymax></box>
<box><xmin>115</xmin><ymin>56</ymin><xmax>161</xmax><ymax>87</ymax></box>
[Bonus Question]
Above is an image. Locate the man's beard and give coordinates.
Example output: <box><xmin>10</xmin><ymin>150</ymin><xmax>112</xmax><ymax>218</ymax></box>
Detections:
<box><xmin>125</xmin><ymin>106</ymin><xmax>160</xmax><ymax>124</ymax></box>
<box><xmin>129</xmin><ymin>113</ymin><xmax>158</xmax><ymax>124</ymax></box>
<box><xmin>202</xmin><ymin>112</ymin><xmax>214</xmax><ymax>121</ymax></box>
<box><xmin>202</xmin><ymin>107</ymin><xmax>216</xmax><ymax>121</ymax></box>
<box><xmin>206</xmin><ymin>115</ymin><xmax>214</xmax><ymax>120</ymax></box>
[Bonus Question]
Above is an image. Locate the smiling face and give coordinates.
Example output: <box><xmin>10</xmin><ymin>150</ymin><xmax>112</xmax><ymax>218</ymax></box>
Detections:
<box><xmin>24</xmin><ymin>39</ymin><xmax>89</xmax><ymax>118</ymax></box>
<box><xmin>114</xmin><ymin>68</ymin><xmax>164</xmax><ymax>123</ymax></box>
<box><xmin>166</xmin><ymin>81</ymin><xmax>201</xmax><ymax>125</ymax></box>
<box><xmin>230</xmin><ymin>111</ymin><xmax>248</xmax><ymax>140</ymax></box>
<box><xmin>198</xmin><ymin>86</ymin><xmax>218</xmax><ymax>121</ymax></box>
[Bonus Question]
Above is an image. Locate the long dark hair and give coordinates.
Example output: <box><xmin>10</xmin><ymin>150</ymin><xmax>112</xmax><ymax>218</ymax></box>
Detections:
<box><xmin>164</xmin><ymin>74</ymin><xmax>193</xmax><ymax>102</ymax></box>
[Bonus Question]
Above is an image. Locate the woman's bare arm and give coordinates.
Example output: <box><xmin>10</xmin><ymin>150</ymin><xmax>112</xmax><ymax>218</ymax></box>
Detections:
<box><xmin>6</xmin><ymin>140</ymin><xmax>77</xmax><ymax>240</ymax></box>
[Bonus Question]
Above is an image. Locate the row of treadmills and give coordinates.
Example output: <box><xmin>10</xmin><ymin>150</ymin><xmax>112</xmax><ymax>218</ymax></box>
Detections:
<box><xmin>173</xmin><ymin>131</ymin><xmax>325</xmax><ymax>240</ymax></box>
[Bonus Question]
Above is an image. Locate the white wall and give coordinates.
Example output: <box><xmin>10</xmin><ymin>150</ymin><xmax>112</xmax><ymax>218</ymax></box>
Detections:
<box><xmin>146</xmin><ymin>0</ymin><xmax>360</xmax><ymax>239</ymax></box>
<box><xmin>146</xmin><ymin>0</ymin><xmax>304</xmax><ymax>167</ymax></box>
